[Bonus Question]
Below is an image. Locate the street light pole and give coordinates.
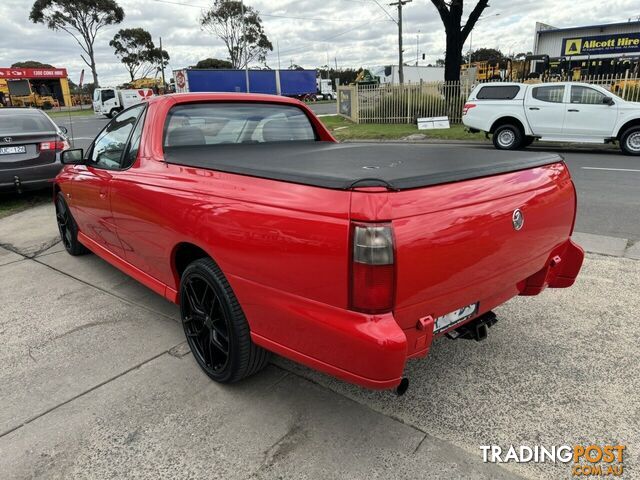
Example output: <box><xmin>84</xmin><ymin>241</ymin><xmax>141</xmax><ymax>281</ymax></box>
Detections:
<box><xmin>466</xmin><ymin>13</ymin><xmax>500</xmax><ymax>71</ymax></box>
<box><xmin>390</xmin><ymin>0</ymin><xmax>412</xmax><ymax>84</ymax></box>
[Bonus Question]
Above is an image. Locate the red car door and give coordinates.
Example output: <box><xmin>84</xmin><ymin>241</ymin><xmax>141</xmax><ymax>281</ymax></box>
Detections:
<box><xmin>71</xmin><ymin>105</ymin><xmax>146</xmax><ymax>259</ymax></box>
<box><xmin>108</xmin><ymin>107</ymin><xmax>174</xmax><ymax>285</ymax></box>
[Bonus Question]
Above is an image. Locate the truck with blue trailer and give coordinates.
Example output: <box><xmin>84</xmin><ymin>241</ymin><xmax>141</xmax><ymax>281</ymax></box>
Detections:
<box><xmin>173</xmin><ymin>68</ymin><xmax>318</xmax><ymax>98</ymax></box>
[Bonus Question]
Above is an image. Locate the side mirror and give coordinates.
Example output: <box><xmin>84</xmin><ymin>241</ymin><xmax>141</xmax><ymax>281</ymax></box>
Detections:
<box><xmin>603</xmin><ymin>96</ymin><xmax>615</xmax><ymax>106</ymax></box>
<box><xmin>58</xmin><ymin>126</ymin><xmax>68</xmax><ymax>134</ymax></box>
<box><xmin>61</xmin><ymin>148</ymin><xmax>84</xmax><ymax>165</ymax></box>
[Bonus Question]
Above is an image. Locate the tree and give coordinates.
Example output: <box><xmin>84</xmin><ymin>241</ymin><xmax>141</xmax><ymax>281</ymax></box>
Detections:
<box><xmin>200</xmin><ymin>0</ymin><xmax>273</xmax><ymax>68</ymax></box>
<box><xmin>29</xmin><ymin>0</ymin><xmax>124</xmax><ymax>87</ymax></box>
<box><xmin>194</xmin><ymin>58</ymin><xmax>233</xmax><ymax>69</ymax></box>
<box><xmin>11</xmin><ymin>61</ymin><xmax>54</xmax><ymax>68</ymax></box>
<box><xmin>110</xmin><ymin>28</ymin><xmax>169</xmax><ymax>82</ymax></box>
<box><xmin>429</xmin><ymin>0</ymin><xmax>489</xmax><ymax>81</ymax></box>
<box><xmin>465</xmin><ymin>47</ymin><xmax>503</xmax><ymax>63</ymax></box>
<box><xmin>316</xmin><ymin>67</ymin><xmax>359</xmax><ymax>86</ymax></box>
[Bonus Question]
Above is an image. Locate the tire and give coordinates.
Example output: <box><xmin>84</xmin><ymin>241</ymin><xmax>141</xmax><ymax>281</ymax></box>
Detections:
<box><xmin>521</xmin><ymin>136</ymin><xmax>535</xmax><ymax>148</ymax></box>
<box><xmin>493</xmin><ymin>124</ymin><xmax>523</xmax><ymax>150</ymax></box>
<box><xmin>180</xmin><ymin>257</ymin><xmax>270</xmax><ymax>384</ymax></box>
<box><xmin>107</xmin><ymin>108</ymin><xmax>119</xmax><ymax>118</ymax></box>
<box><xmin>55</xmin><ymin>192</ymin><xmax>89</xmax><ymax>256</ymax></box>
<box><xmin>620</xmin><ymin>126</ymin><xmax>640</xmax><ymax>156</ymax></box>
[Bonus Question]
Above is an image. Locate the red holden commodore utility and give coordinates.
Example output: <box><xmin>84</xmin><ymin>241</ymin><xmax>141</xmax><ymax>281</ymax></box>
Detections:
<box><xmin>54</xmin><ymin>93</ymin><xmax>584</xmax><ymax>394</ymax></box>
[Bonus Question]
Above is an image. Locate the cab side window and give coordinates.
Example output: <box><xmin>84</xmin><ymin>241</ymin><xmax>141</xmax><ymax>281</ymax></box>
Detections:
<box><xmin>570</xmin><ymin>86</ymin><xmax>607</xmax><ymax>105</ymax></box>
<box><xmin>101</xmin><ymin>89</ymin><xmax>116</xmax><ymax>102</ymax></box>
<box><xmin>89</xmin><ymin>105</ymin><xmax>144</xmax><ymax>169</ymax></box>
<box><xmin>532</xmin><ymin>86</ymin><xmax>565</xmax><ymax>103</ymax></box>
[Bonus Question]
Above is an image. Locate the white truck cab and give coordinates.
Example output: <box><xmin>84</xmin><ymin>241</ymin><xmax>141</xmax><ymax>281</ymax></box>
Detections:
<box><xmin>463</xmin><ymin>82</ymin><xmax>640</xmax><ymax>155</ymax></box>
<box><xmin>93</xmin><ymin>88</ymin><xmax>154</xmax><ymax>118</ymax></box>
<box><xmin>315</xmin><ymin>78</ymin><xmax>336</xmax><ymax>101</ymax></box>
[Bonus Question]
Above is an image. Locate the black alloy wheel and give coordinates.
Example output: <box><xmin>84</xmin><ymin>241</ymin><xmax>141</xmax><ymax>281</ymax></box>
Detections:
<box><xmin>182</xmin><ymin>272</ymin><xmax>232</xmax><ymax>375</ymax></box>
<box><xmin>55</xmin><ymin>193</ymin><xmax>88</xmax><ymax>256</ymax></box>
<box><xmin>180</xmin><ymin>258</ymin><xmax>270</xmax><ymax>383</ymax></box>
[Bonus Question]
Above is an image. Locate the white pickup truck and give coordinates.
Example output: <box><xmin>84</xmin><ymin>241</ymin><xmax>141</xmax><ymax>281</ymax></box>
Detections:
<box><xmin>463</xmin><ymin>82</ymin><xmax>640</xmax><ymax>155</ymax></box>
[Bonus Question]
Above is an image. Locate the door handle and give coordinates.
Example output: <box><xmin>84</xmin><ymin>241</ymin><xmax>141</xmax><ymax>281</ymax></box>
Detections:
<box><xmin>528</xmin><ymin>107</ymin><xmax>540</xmax><ymax>110</ymax></box>
<box><xmin>568</xmin><ymin>109</ymin><xmax>580</xmax><ymax>112</ymax></box>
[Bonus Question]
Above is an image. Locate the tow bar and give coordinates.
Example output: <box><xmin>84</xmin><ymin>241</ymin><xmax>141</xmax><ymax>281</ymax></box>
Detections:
<box><xmin>446</xmin><ymin>311</ymin><xmax>498</xmax><ymax>342</ymax></box>
<box><xmin>14</xmin><ymin>176</ymin><xmax>22</xmax><ymax>194</ymax></box>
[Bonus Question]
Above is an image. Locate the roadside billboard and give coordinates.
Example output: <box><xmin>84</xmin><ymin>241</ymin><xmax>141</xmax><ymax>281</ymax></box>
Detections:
<box><xmin>0</xmin><ymin>67</ymin><xmax>68</xmax><ymax>79</ymax></box>
<box><xmin>562</xmin><ymin>33</ymin><xmax>640</xmax><ymax>56</ymax></box>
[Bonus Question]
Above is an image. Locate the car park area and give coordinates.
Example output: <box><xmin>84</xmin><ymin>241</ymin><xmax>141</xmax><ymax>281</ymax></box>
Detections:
<box><xmin>0</xmin><ymin>195</ymin><xmax>638</xmax><ymax>479</ymax></box>
<box><xmin>1</xmin><ymin>120</ymin><xmax>639</xmax><ymax>477</ymax></box>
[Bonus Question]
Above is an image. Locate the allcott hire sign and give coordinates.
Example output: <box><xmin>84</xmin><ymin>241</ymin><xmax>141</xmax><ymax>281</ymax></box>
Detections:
<box><xmin>562</xmin><ymin>33</ymin><xmax>640</xmax><ymax>56</ymax></box>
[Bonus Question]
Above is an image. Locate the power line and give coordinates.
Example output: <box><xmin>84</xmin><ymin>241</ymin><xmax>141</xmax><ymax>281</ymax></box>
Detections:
<box><xmin>274</xmin><ymin>15</ymin><xmax>391</xmax><ymax>57</ymax></box>
<box><xmin>370</xmin><ymin>0</ymin><xmax>397</xmax><ymax>24</ymax></box>
<box><xmin>148</xmin><ymin>0</ymin><xmax>367</xmax><ymax>22</ymax></box>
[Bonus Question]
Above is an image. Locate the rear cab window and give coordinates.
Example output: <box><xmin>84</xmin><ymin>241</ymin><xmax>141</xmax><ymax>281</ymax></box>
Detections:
<box><xmin>476</xmin><ymin>85</ymin><xmax>520</xmax><ymax>100</ymax></box>
<box><xmin>163</xmin><ymin>103</ymin><xmax>317</xmax><ymax>148</ymax></box>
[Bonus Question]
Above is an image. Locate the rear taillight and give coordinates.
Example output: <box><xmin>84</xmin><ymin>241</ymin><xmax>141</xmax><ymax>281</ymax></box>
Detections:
<box><xmin>462</xmin><ymin>103</ymin><xmax>476</xmax><ymax>115</ymax></box>
<box><xmin>350</xmin><ymin>222</ymin><xmax>395</xmax><ymax>314</ymax></box>
<box><xmin>39</xmin><ymin>141</ymin><xmax>69</xmax><ymax>152</ymax></box>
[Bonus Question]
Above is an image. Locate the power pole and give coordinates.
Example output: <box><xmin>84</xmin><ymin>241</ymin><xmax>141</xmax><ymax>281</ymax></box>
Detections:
<box><xmin>390</xmin><ymin>0</ymin><xmax>412</xmax><ymax>84</ymax></box>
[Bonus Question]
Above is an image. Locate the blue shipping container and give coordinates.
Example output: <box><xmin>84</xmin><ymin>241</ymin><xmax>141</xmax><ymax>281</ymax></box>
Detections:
<box><xmin>184</xmin><ymin>69</ymin><xmax>316</xmax><ymax>96</ymax></box>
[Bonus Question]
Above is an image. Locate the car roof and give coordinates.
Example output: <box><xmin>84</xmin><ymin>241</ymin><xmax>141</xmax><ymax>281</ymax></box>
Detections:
<box><xmin>146</xmin><ymin>92</ymin><xmax>307</xmax><ymax>108</ymax></box>
<box><xmin>0</xmin><ymin>107</ymin><xmax>48</xmax><ymax>116</ymax></box>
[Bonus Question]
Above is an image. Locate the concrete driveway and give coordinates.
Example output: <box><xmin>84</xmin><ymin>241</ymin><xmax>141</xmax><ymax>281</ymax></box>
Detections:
<box><xmin>0</xmin><ymin>203</ymin><xmax>637</xmax><ymax>479</ymax></box>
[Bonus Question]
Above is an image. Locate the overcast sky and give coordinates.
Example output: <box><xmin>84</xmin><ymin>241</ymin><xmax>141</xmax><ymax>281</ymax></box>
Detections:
<box><xmin>1</xmin><ymin>0</ymin><xmax>639</xmax><ymax>85</ymax></box>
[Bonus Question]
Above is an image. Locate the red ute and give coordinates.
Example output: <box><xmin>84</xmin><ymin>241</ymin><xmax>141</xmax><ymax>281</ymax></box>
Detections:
<box><xmin>54</xmin><ymin>93</ymin><xmax>584</xmax><ymax>393</ymax></box>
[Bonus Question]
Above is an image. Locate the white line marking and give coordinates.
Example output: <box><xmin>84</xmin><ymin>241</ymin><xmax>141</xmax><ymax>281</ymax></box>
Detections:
<box><xmin>582</xmin><ymin>167</ymin><xmax>640</xmax><ymax>173</ymax></box>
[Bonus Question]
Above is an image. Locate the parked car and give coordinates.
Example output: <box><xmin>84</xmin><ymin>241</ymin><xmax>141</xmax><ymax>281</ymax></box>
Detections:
<box><xmin>0</xmin><ymin>107</ymin><xmax>69</xmax><ymax>192</ymax></box>
<box><xmin>54</xmin><ymin>93</ymin><xmax>584</xmax><ymax>394</ymax></box>
<box><xmin>462</xmin><ymin>82</ymin><xmax>640</xmax><ymax>155</ymax></box>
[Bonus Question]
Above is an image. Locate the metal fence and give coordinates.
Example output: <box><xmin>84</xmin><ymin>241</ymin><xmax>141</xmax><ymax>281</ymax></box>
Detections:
<box><xmin>338</xmin><ymin>73</ymin><xmax>640</xmax><ymax>124</ymax></box>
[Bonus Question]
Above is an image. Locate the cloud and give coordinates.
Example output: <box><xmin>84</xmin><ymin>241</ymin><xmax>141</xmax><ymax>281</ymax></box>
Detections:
<box><xmin>1</xmin><ymin>0</ymin><xmax>638</xmax><ymax>85</ymax></box>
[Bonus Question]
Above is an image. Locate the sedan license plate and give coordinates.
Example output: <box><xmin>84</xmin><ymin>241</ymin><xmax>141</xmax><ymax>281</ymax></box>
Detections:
<box><xmin>0</xmin><ymin>145</ymin><xmax>26</xmax><ymax>155</ymax></box>
<box><xmin>433</xmin><ymin>303</ymin><xmax>478</xmax><ymax>333</ymax></box>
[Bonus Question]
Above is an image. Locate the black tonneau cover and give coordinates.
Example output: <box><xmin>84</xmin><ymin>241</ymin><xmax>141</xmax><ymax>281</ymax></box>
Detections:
<box><xmin>164</xmin><ymin>142</ymin><xmax>563</xmax><ymax>191</ymax></box>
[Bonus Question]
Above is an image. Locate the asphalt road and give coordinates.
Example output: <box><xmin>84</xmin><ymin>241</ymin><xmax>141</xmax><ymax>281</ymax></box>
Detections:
<box><xmin>54</xmin><ymin>114</ymin><xmax>640</xmax><ymax>242</ymax></box>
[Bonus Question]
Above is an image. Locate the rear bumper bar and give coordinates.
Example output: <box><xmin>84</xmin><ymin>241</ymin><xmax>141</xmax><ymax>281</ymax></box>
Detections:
<box><xmin>235</xmin><ymin>239</ymin><xmax>584</xmax><ymax>391</ymax></box>
<box><xmin>520</xmin><ymin>239</ymin><xmax>584</xmax><ymax>295</ymax></box>
<box><xmin>0</xmin><ymin>162</ymin><xmax>62</xmax><ymax>192</ymax></box>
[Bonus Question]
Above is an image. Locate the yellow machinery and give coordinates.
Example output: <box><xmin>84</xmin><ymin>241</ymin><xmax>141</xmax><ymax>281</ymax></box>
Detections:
<box><xmin>0</xmin><ymin>76</ymin><xmax>71</xmax><ymax>108</ymax></box>
<box><xmin>461</xmin><ymin>61</ymin><xmax>502</xmax><ymax>82</ymax></box>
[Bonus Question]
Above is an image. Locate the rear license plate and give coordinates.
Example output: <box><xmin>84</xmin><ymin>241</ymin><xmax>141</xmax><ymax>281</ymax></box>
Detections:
<box><xmin>0</xmin><ymin>146</ymin><xmax>26</xmax><ymax>155</ymax></box>
<box><xmin>434</xmin><ymin>303</ymin><xmax>478</xmax><ymax>333</ymax></box>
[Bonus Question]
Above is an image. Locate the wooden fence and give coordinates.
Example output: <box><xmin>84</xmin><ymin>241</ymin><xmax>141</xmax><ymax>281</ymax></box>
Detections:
<box><xmin>338</xmin><ymin>73</ymin><xmax>640</xmax><ymax>124</ymax></box>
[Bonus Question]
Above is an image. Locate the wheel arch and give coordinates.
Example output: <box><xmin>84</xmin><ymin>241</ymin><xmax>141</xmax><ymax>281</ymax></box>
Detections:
<box><xmin>615</xmin><ymin>118</ymin><xmax>640</xmax><ymax>139</ymax></box>
<box><xmin>490</xmin><ymin>116</ymin><xmax>526</xmax><ymax>135</ymax></box>
<box><xmin>172</xmin><ymin>241</ymin><xmax>213</xmax><ymax>283</ymax></box>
